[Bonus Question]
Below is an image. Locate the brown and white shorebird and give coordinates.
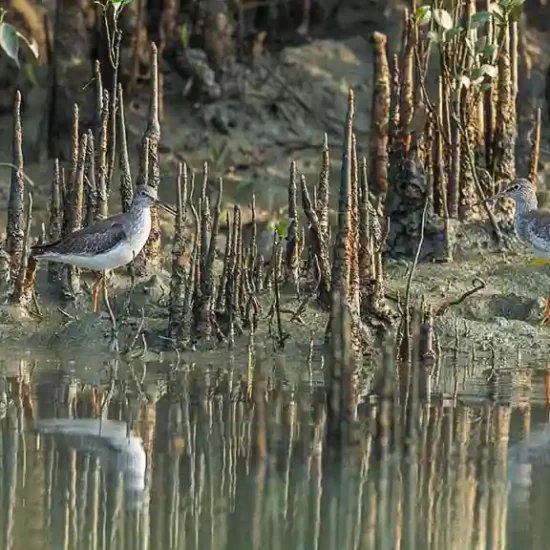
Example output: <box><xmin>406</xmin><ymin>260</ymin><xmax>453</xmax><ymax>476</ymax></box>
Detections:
<box><xmin>31</xmin><ymin>184</ymin><xmax>175</xmax><ymax>312</ymax></box>
<box><xmin>485</xmin><ymin>177</ymin><xmax>550</xmax><ymax>324</ymax></box>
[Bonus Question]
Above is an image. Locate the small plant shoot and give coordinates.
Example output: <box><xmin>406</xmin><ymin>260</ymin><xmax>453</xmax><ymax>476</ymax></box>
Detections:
<box><xmin>413</xmin><ymin>0</ymin><xmax>525</xmax><ymax>96</ymax></box>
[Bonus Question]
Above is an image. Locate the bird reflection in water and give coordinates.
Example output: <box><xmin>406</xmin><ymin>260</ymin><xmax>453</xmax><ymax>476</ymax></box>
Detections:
<box><xmin>36</xmin><ymin>418</ymin><xmax>147</xmax><ymax>510</ymax></box>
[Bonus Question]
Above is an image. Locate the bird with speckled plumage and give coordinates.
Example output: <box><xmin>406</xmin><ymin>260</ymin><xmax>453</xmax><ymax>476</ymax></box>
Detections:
<box><xmin>485</xmin><ymin>177</ymin><xmax>550</xmax><ymax>324</ymax></box>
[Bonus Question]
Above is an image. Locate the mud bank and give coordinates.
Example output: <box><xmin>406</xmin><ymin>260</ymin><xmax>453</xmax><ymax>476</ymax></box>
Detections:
<box><xmin>1</xmin><ymin>223</ymin><xmax>549</xmax><ymax>365</ymax></box>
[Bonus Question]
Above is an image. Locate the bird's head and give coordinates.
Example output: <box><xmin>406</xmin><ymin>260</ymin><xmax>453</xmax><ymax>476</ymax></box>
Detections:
<box><xmin>485</xmin><ymin>178</ymin><xmax>534</xmax><ymax>205</ymax></box>
<box><xmin>133</xmin><ymin>185</ymin><xmax>176</xmax><ymax>215</ymax></box>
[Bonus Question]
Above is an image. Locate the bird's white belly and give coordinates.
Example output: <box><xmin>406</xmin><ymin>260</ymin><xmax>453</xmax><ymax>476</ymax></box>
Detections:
<box><xmin>40</xmin><ymin>211</ymin><xmax>152</xmax><ymax>271</ymax></box>
<box><xmin>42</xmin><ymin>242</ymin><xmax>135</xmax><ymax>270</ymax></box>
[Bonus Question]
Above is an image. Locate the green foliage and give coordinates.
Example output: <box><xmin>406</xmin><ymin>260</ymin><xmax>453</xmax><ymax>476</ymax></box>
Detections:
<box><xmin>414</xmin><ymin>5</ymin><xmax>432</xmax><ymax>26</ymax></box>
<box><xmin>469</xmin><ymin>11</ymin><xmax>491</xmax><ymax>29</ymax></box>
<box><xmin>276</xmin><ymin>218</ymin><xmax>290</xmax><ymax>239</ymax></box>
<box><xmin>179</xmin><ymin>22</ymin><xmax>191</xmax><ymax>49</ymax></box>
<box><xmin>0</xmin><ymin>10</ymin><xmax>39</xmax><ymax>69</ymax></box>
<box><xmin>414</xmin><ymin>0</ymin><xmax>525</xmax><ymax>93</ymax></box>
<box><xmin>432</xmin><ymin>8</ymin><xmax>453</xmax><ymax>31</ymax></box>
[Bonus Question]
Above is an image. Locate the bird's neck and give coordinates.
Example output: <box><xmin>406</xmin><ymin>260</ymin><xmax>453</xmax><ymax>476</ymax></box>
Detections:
<box><xmin>130</xmin><ymin>200</ymin><xmax>151</xmax><ymax>216</ymax></box>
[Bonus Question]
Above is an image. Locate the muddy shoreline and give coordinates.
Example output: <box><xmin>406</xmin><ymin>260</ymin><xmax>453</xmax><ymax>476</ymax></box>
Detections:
<box><xmin>1</xmin><ymin>220</ymin><xmax>549</xmax><ymax>365</ymax></box>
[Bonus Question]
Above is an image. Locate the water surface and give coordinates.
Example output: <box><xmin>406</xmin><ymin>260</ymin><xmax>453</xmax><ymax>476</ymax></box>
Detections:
<box><xmin>0</xmin><ymin>356</ymin><xmax>549</xmax><ymax>550</ymax></box>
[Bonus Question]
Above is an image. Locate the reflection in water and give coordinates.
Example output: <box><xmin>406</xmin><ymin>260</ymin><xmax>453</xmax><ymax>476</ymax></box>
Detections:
<box><xmin>36</xmin><ymin>418</ymin><xmax>147</xmax><ymax>510</ymax></box>
<box><xmin>1</xmin><ymin>362</ymin><xmax>550</xmax><ymax>549</ymax></box>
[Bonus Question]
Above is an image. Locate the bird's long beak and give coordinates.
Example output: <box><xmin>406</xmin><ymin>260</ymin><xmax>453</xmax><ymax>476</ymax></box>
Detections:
<box><xmin>472</xmin><ymin>189</ymin><xmax>508</xmax><ymax>208</ymax></box>
<box><xmin>154</xmin><ymin>199</ymin><xmax>177</xmax><ymax>216</ymax></box>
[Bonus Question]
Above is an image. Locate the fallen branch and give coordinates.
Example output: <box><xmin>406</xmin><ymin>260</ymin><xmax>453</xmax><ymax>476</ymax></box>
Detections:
<box><xmin>434</xmin><ymin>277</ymin><xmax>486</xmax><ymax>317</ymax></box>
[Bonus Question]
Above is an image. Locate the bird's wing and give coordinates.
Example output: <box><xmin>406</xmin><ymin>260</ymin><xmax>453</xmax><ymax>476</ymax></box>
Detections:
<box><xmin>519</xmin><ymin>210</ymin><xmax>550</xmax><ymax>254</ymax></box>
<box><xmin>32</xmin><ymin>215</ymin><xmax>128</xmax><ymax>256</ymax></box>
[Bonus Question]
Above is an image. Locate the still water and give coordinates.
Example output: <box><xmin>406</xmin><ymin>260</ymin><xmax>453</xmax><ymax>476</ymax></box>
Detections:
<box><xmin>1</xmin><ymin>357</ymin><xmax>550</xmax><ymax>550</ymax></box>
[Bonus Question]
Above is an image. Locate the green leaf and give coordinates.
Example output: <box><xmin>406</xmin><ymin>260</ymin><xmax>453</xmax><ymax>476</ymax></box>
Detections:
<box><xmin>445</xmin><ymin>26</ymin><xmax>462</xmax><ymax>40</ymax></box>
<box><xmin>483</xmin><ymin>43</ymin><xmax>497</xmax><ymax>59</ymax></box>
<box><xmin>276</xmin><ymin>218</ymin><xmax>290</xmax><ymax>238</ymax></box>
<box><xmin>475</xmin><ymin>37</ymin><xmax>487</xmax><ymax>53</ymax></box>
<box><xmin>0</xmin><ymin>23</ymin><xmax>20</xmax><ymax>67</ymax></box>
<box><xmin>179</xmin><ymin>22</ymin><xmax>190</xmax><ymax>48</ymax></box>
<box><xmin>500</xmin><ymin>0</ymin><xmax>510</xmax><ymax>8</ymax></box>
<box><xmin>470</xmin><ymin>11</ymin><xmax>491</xmax><ymax>29</ymax></box>
<box><xmin>414</xmin><ymin>5</ymin><xmax>432</xmax><ymax>25</ymax></box>
<box><xmin>25</xmin><ymin>61</ymin><xmax>39</xmax><ymax>87</ymax></box>
<box><xmin>17</xmin><ymin>32</ymin><xmax>38</xmax><ymax>60</ymax></box>
<box><xmin>489</xmin><ymin>3</ymin><xmax>505</xmax><ymax>20</ymax></box>
<box><xmin>481</xmin><ymin>64</ymin><xmax>498</xmax><ymax>78</ymax></box>
<box><xmin>459</xmin><ymin>75</ymin><xmax>471</xmax><ymax>89</ymax></box>
<box><xmin>432</xmin><ymin>8</ymin><xmax>453</xmax><ymax>31</ymax></box>
<box><xmin>469</xmin><ymin>67</ymin><xmax>484</xmax><ymax>85</ymax></box>
<box><xmin>108</xmin><ymin>0</ymin><xmax>131</xmax><ymax>3</ymax></box>
<box><xmin>509</xmin><ymin>3</ymin><xmax>524</xmax><ymax>22</ymax></box>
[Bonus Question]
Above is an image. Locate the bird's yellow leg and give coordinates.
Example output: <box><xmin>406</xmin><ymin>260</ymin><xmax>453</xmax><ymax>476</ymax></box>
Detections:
<box><xmin>541</xmin><ymin>287</ymin><xmax>550</xmax><ymax>325</ymax></box>
<box><xmin>528</xmin><ymin>258</ymin><xmax>549</xmax><ymax>266</ymax></box>
<box><xmin>91</xmin><ymin>274</ymin><xmax>104</xmax><ymax>313</ymax></box>
<box><xmin>102</xmin><ymin>276</ymin><xmax>110</xmax><ymax>311</ymax></box>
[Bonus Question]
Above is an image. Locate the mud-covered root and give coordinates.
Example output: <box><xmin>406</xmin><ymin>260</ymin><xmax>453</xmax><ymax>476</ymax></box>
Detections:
<box><xmin>358</xmin><ymin>157</ymin><xmax>392</xmax><ymax>328</ymax></box>
<box><xmin>47</xmin><ymin>159</ymin><xmax>64</xmax><ymax>291</ymax></box>
<box><xmin>62</xmin><ymin>130</ymin><xmax>88</xmax><ymax>298</ymax></box>
<box><xmin>284</xmin><ymin>161</ymin><xmax>300</xmax><ymax>294</ymax></box>
<box><xmin>301</xmin><ymin>175</ymin><xmax>331</xmax><ymax>306</ymax></box>
<box><xmin>266</xmin><ymin>230</ymin><xmax>289</xmax><ymax>350</ymax></box>
<box><xmin>369</xmin><ymin>32</ymin><xmax>390</xmax><ymax>197</ymax></box>
<box><xmin>528</xmin><ymin>107</ymin><xmax>542</xmax><ymax>188</ymax></box>
<box><xmin>96</xmin><ymin>89</ymin><xmax>110</xmax><ymax>221</ymax></box>
<box><xmin>168</xmin><ymin>163</ymin><xmax>189</xmax><ymax>339</ymax></box>
<box><xmin>492</xmin><ymin>23</ymin><xmax>517</xmax><ymax>218</ymax></box>
<box><xmin>59</xmin><ymin>105</ymin><xmax>82</xmax><ymax>298</ymax></box>
<box><xmin>195</xmin><ymin>172</ymin><xmax>223</xmax><ymax>341</ymax></box>
<box><xmin>328</xmin><ymin>89</ymin><xmax>363</xmax><ymax>364</ymax></box>
<box><xmin>131</xmin><ymin>138</ymin><xmax>151</xmax><ymax>276</ymax></box>
<box><xmin>6</xmin><ymin>91</ymin><xmax>25</xmax><ymax>287</ymax></box>
<box><xmin>118</xmin><ymin>84</ymin><xmax>133</xmax><ymax>213</ymax></box>
<box><xmin>10</xmin><ymin>192</ymin><xmax>33</xmax><ymax>307</ymax></box>
<box><xmin>137</xmin><ymin>42</ymin><xmax>162</xmax><ymax>275</ymax></box>
<box><xmin>178</xmin><ymin>190</ymin><xmax>199</xmax><ymax>349</ymax></box>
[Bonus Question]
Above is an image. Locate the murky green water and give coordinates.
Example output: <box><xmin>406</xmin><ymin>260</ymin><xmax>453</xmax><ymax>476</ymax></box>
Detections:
<box><xmin>1</xmin><ymin>356</ymin><xmax>550</xmax><ymax>550</ymax></box>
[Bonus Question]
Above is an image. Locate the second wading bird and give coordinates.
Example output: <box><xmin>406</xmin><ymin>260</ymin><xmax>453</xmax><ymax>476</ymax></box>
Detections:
<box><xmin>31</xmin><ymin>184</ymin><xmax>176</xmax><ymax>312</ymax></box>
<box><xmin>484</xmin><ymin>177</ymin><xmax>550</xmax><ymax>324</ymax></box>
